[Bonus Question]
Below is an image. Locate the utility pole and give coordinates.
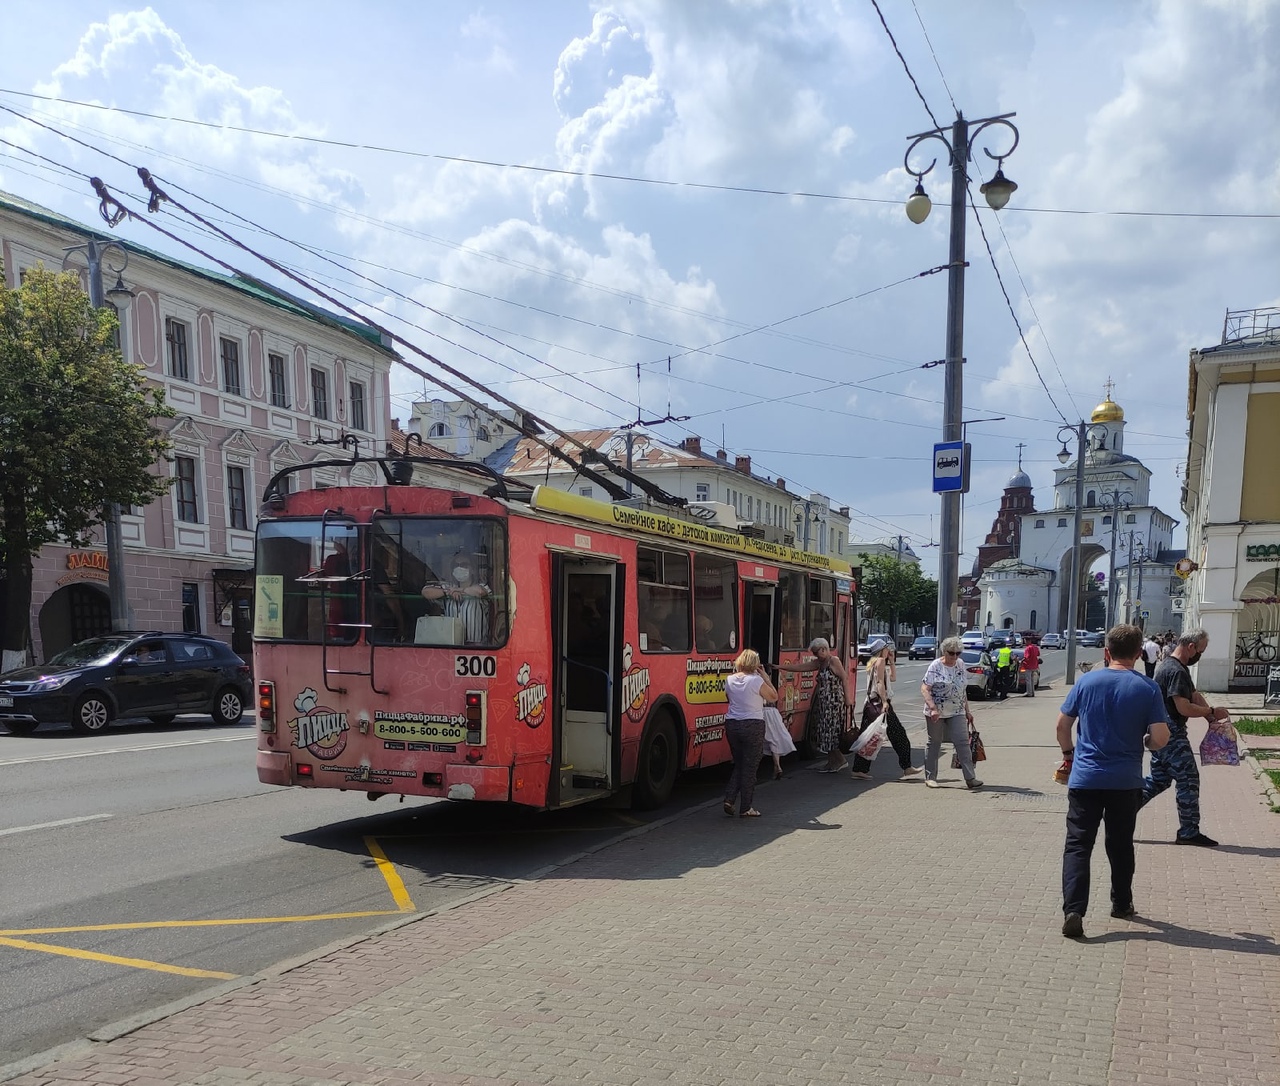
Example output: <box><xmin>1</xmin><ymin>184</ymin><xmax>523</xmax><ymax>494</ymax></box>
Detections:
<box><xmin>64</xmin><ymin>239</ymin><xmax>134</xmax><ymax>632</ymax></box>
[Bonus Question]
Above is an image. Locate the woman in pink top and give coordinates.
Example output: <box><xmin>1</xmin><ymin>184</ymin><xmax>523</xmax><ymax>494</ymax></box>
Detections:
<box><xmin>722</xmin><ymin>649</ymin><xmax>778</xmax><ymax>818</ymax></box>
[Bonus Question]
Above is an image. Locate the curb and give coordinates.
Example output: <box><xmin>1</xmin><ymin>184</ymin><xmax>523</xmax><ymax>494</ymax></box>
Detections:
<box><xmin>1236</xmin><ymin>735</ymin><xmax>1280</xmax><ymax>812</ymax></box>
<box><xmin>0</xmin><ymin>881</ymin><xmax>511</xmax><ymax>1084</ymax></box>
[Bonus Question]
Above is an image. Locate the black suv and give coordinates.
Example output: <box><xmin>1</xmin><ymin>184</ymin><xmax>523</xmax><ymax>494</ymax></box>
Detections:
<box><xmin>0</xmin><ymin>633</ymin><xmax>251</xmax><ymax>736</ymax></box>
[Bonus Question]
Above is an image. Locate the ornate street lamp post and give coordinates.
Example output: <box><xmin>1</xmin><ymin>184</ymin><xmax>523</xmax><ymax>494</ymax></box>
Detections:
<box><xmin>1102</xmin><ymin>487</ymin><xmax>1135</xmax><ymax>628</ymax></box>
<box><xmin>1057</xmin><ymin>422</ymin><xmax>1109</xmax><ymax>684</ymax></box>
<box><xmin>905</xmin><ymin>112</ymin><xmax>1019</xmax><ymax>643</ymax></box>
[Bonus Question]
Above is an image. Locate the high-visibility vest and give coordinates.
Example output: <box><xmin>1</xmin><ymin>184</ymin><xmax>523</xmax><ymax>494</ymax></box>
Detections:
<box><xmin>997</xmin><ymin>646</ymin><xmax>1013</xmax><ymax>669</ymax></box>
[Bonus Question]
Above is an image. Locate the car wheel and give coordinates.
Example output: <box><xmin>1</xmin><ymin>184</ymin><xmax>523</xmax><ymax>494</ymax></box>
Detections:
<box><xmin>211</xmin><ymin>686</ymin><xmax>245</xmax><ymax>727</ymax></box>
<box><xmin>632</xmin><ymin>712</ymin><xmax>680</xmax><ymax>810</ymax></box>
<box><xmin>2</xmin><ymin>721</ymin><xmax>39</xmax><ymax>736</ymax></box>
<box><xmin>148</xmin><ymin>714</ymin><xmax>176</xmax><ymax>727</ymax></box>
<box><xmin>70</xmin><ymin>692</ymin><xmax>113</xmax><ymax>735</ymax></box>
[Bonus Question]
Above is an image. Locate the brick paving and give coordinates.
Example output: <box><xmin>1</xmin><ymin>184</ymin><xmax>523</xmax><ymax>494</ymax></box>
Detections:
<box><xmin>7</xmin><ymin>689</ymin><xmax>1279</xmax><ymax>1086</ymax></box>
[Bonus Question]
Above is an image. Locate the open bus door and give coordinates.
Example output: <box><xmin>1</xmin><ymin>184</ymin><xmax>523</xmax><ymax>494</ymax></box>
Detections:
<box><xmin>744</xmin><ymin>578</ymin><xmax>778</xmax><ymax>671</ymax></box>
<box><xmin>554</xmin><ymin>557</ymin><xmax>620</xmax><ymax>807</ymax></box>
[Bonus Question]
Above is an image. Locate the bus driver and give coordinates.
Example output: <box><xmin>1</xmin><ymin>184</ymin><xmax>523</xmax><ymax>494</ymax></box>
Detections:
<box><xmin>421</xmin><ymin>553</ymin><xmax>491</xmax><ymax>644</ymax></box>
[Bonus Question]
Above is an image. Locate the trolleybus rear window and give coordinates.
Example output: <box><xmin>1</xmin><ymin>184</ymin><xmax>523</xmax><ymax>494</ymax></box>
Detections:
<box><xmin>255</xmin><ymin>520</ymin><xmax>361</xmax><ymax>644</ymax></box>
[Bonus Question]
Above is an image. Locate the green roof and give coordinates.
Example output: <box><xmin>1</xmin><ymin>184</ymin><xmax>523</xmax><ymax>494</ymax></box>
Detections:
<box><xmin>0</xmin><ymin>189</ymin><xmax>396</xmax><ymax>357</ymax></box>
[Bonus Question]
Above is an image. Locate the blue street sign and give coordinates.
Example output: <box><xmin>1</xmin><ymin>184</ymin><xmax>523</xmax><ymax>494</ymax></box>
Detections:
<box><xmin>932</xmin><ymin>441</ymin><xmax>969</xmax><ymax>494</ymax></box>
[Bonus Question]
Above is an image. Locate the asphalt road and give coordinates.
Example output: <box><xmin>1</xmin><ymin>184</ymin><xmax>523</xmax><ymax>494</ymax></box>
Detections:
<box><xmin>0</xmin><ymin>646</ymin><xmax>1090</xmax><ymax>1069</ymax></box>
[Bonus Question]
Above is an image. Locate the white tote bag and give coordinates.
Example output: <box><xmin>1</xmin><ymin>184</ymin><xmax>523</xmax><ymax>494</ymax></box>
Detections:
<box><xmin>848</xmin><ymin>713</ymin><xmax>888</xmax><ymax>762</ymax></box>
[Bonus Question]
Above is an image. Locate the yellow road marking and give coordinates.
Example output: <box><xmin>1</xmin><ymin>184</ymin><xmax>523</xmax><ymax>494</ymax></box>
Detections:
<box><xmin>0</xmin><ymin>910</ymin><xmax>401</xmax><ymax>937</ymax></box>
<box><xmin>0</xmin><ymin>936</ymin><xmax>238</xmax><ymax>979</ymax></box>
<box><xmin>364</xmin><ymin>836</ymin><xmax>415</xmax><ymax>912</ymax></box>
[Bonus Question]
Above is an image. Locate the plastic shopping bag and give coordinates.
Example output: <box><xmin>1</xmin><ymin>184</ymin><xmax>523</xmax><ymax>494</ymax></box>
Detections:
<box><xmin>763</xmin><ymin>706</ymin><xmax>797</xmax><ymax>756</ymax></box>
<box><xmin>1199</xmin><ymin>720</ymin><xmax>1240</xmax><ymax>766</ymax></box>
<box><xmin>848</xmin><ymin>713</ymin><xmax>888</xmax><ymax>762</ymax></box>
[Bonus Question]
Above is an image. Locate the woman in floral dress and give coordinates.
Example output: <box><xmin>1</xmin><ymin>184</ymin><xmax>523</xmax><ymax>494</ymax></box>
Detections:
<box><xmin>776</xmin><ymin>637</ymin><xmax>855</xmax><ymax>772</ymax></box>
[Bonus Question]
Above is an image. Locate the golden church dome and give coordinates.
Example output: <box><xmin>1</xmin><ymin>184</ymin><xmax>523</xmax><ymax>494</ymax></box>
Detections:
<box><xmin>1091</xmin><ymin>396</ymin><xmax>1124</xmax><ymax>423</ymax></box>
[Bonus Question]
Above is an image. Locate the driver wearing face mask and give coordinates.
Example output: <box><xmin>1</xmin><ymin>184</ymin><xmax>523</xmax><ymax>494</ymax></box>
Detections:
<box><xmin>421</xmin><ymin>553</ymin><xmax>491</xmax><ymax>643</ymax></box>
<box><xmin>1138</xmin><ymin>628</ymin><xmax>1222</xmax><ymax>847</ymax></box>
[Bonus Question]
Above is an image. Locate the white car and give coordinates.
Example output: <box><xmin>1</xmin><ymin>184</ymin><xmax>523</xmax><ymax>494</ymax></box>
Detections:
<box><xmin>1040</xmin><ymin>633</ymin><xmax>1064</xmax><ymax>650</ymax></box>
<box><xmin>960</xmin><ymin>630</ymin><xmax>987</xmax><ymax>651</ymax></box>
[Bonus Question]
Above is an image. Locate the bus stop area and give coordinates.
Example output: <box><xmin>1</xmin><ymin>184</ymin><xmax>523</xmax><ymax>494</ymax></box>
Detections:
<box><xmin>5</xmin><ymin>693</ymin><xmax>1279</xmax><ymax>1086</ymax></box>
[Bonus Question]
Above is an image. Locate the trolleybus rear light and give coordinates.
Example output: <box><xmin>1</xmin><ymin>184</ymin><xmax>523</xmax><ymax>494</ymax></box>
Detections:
<box><xmin>423</xmin><ymin>772</ymin><xmax>443</xmax><ymax>787</ymax></box>
<box><xmin>296</xmin><ymin>763</ymin><xmax>313</xmax><ymax>778</ymax></box>
<box><xmin>465</xmin><ymin>690</ymin><xmax>485</xmax><ymax>745</ymax></box>
<box><xmin>258</xmin><ymin>681</ymin><xmax>276</xmax><ymax>731</ymax></box>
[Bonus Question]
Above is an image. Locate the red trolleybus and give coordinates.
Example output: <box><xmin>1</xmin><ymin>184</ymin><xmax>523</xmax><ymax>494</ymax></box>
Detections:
<box><xmin>253</xmin><ymin>461</ymin><xmax>857</xmax><ymax>810</ymax></box>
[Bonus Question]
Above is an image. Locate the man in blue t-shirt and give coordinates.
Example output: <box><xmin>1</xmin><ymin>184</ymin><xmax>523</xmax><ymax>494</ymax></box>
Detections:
<box><xmin>1056</xmin><ymin>624</ymin><xmax>1170</xmax><ymax>939</ymax></box>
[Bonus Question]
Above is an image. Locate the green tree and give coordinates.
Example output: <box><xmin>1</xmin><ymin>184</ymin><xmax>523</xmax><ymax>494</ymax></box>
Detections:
<box><xmin>857</xmin><ymin>553</ymin><xmax>939</xmax><ymax>639</ymax></box>
<box><xmin>1</xmin><ymin>264</ymin><xmax>173</xmax><ymax>668</ymax></box>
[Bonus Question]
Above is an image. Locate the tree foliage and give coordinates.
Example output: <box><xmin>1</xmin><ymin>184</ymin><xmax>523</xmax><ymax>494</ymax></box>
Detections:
<box><xmin>1</xmin><ymin>263</ymin><xmax>174</xmax><ymax>658</ymax></box>
<box><xmin>856</xmin><ymin>553</ymin><xmax>939</xmax><ymax>635</ymax></box>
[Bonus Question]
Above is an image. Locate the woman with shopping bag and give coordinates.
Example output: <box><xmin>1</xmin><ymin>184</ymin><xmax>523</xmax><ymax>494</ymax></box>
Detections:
<box><xmin>920</xmin><ymin>636</ymin><xmax>983</xmax><ymax>790</ymax></box>
<box><xmin>850</xmin><ymin>640</ymin><xmax>923</xmax><ymax>781</ymax></box>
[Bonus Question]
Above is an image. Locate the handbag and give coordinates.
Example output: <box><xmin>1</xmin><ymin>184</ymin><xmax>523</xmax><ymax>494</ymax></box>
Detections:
<box><xmin>1199</xmin><ymin>720</ymin><xmax>1240</xmax><ymax>766</ymax></box>
<box><xmin>840</xmin><ymin>695</ymin><xmax>881</xmax><ymax>754</ymax></box>
<box><xmin>952</xmin><ymin>725</ymin><xmax>987</xmax><ymax>768</ymax></box>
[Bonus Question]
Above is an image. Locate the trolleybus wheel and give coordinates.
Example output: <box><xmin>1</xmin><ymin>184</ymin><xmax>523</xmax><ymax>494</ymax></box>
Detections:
<box><xmin>633</xmin><ymin>713</ymin><xmax>679</xmax><ymax>810</ymax></box>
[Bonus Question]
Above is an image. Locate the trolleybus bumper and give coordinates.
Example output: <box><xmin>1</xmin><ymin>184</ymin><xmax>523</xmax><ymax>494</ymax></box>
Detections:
<box><xmin>257</xmin><ymin>749</ymin><xmax>293</xmax><ymax>785</ymax></box>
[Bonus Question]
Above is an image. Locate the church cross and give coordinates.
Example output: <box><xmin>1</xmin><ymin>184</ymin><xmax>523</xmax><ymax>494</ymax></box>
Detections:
<box><xmin>1015</xmin><ymin>442</ymin><xmax>1026</xmax><ymax>469</ymax></box>
<box><xmin>1103</xmin><ymin>376</ymin><xmax>1114</xmax><ymax>399</ymax></box>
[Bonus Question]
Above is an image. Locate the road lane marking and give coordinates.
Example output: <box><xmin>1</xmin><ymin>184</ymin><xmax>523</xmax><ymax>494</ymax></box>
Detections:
<box><xmin>0</xmin><ymin>814</ymin><xmax>112</xmax><ymax>837</ymax></box>
<box><xmin>0</xmin><ymin>734</ymin><xmax>255</xmax><ymax>767</ymax></box>
<box><xmin>0</xmin><ymin>935</ymin><xmax>238</xmax><ymax>979</ymax></box>
<box><xmin>364</xmin><ymin>836</ymin><xmax>415</xmax><ymax>912</ymax></box>
<box><xmin>0</xmin><ymin>910</ymin><xmax>402</xmax><ymax>936</ymax></box>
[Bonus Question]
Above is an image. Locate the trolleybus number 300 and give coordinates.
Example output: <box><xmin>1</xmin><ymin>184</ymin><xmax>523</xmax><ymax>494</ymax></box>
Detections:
<box><xmin>455</xmin><ymin>655</ymin><xmax>498</xmax><ymax>678</ymax></box>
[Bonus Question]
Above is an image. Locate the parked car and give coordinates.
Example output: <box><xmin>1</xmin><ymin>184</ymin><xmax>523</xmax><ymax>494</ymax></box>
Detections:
<box><xmin>959</xmin><ymin>649</ymin><xmax>996</xmax><ymax>700</ymax></box>
<box><xmin>1081</xmin><ymin>630</ymin><xmax>1106</xmax><ymax>647</ymax></box>
<box><xmin>961</xmin><ymin>629</ymin><xmax>987</xmax><ymax>652</ymax></box>
<box><xmin>1040</xmin><ymin>633</ymin><xmax>1064</xmax><ymax>650</ymax></box>
<box><xmin>908</xmin><ymin>636</ymin><xmax>937</xmax><ymax>661</ymax></box>
<box><xmin>0</xmin><ymin>632</ymin><xmax>252</xmax><ymax>736</ymax></box>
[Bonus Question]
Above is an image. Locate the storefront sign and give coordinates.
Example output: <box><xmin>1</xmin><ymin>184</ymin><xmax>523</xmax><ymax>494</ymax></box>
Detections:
<box><xmin>1245</xmin><ymin>543</ymin><xmax>1280</xmax><ymax>562</ymax></box>
<box><xmin>59</xmin><ymin>550</ymin><xmax>110</xmax><ymax>584</ymax></box>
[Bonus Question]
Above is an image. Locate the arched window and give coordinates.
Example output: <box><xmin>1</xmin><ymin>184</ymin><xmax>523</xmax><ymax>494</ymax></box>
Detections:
<box><xmin>986</xmin><ymin>611</ymin><xmax>992</xmax><ymax>626</ymax></box>
<box><xmin>1030</xmin><ymin>609</ymin><xmax>1037</xmax><ymax>630</ymax></box>
<box><xmin>428</xmin><ymin>422</ymin><xmax>451</xmax><ymax>438</ymax></box>
<box><xmin>1086</xmin><ymin>489</ymin><xmax>1096</xmax><ymax>507</ymax></box>
<box><xmin>1004</xmin><ymin>617</ymin><xmax>1014</xmax><ymax>628</ymax></box>
<box><xmin>476</xmin><ymin>426</ymin><xmax>490</xmax><ymax>443</ymax></box>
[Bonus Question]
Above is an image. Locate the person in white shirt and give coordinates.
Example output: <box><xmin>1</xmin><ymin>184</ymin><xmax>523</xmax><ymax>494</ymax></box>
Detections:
<box><xmin>1141</xmin><ymin>635</ymin><xmax>1160</xmax><ymax>678</ymax></box>
<box><xmin>722</xmin><ymin>649</ymin><xmax>778</xmax><ymax>818</ymax></box>
<box><xmin>920</xmin><ymin>636</ymin><xmax>982</xmax><ymax>790</ymax></box>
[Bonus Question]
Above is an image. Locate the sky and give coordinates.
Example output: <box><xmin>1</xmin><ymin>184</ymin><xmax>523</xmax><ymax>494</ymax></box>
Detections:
<box><xmin>2</xmin><ymin>0</ymin><xmax>1277</xmax><ymax>578</ymax></box>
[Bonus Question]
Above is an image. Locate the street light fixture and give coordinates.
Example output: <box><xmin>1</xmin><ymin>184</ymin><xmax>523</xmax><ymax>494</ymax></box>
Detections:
<box><xmin>61</xmin><ymin>239</ymin><xmax>135</xmax><ymax>632</ymax></box>
<box><xmin>904</xmin><ymin>111</ymin><xmax>1019</xmax><ymax>645</ymax></box>
<box><xmin>1101</xmin><ymin>487</ymin><xmax>1135</xmax><ymax>628</ymax></box>
<box><xmin>1057</xmin><ymin>420</ymin><xmax>1109</xmax><ymax>685</ymax></box>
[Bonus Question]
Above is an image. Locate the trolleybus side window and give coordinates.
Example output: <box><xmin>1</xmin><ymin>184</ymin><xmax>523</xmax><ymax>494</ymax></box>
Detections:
<box><xmin>255</xmin><ymin>520</ymin><xmax>360</xmax><ymax>644</ymax></box>
<box><xmin>637</xmin><ymin>546</ymin><xmax>690</xmax><ymax>653</ymax></box>
<box><xmin>693</xmin><ymin>553</ymin><xmax>737</xmax><ymax>653</ymax></box>
<box><xmin>807</xmin><ymin>575</ymin><xmax>836</xmax><ymax>649</ymax></box>
<box><xmin>371</xmin><ymin>517</ymin><xmax>508</xmax><ymax>648</ymax></box>
<box><xmin>778</xmin><ymin>570</ymin><xmax>807</xmax><ymax>650</ymax></box>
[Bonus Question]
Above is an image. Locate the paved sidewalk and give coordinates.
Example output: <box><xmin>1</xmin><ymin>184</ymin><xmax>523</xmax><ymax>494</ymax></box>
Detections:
<box><xmin>8</xmin><ymin>690</ymin><xmax>1279</xmax><ymax>1086</ymax></box>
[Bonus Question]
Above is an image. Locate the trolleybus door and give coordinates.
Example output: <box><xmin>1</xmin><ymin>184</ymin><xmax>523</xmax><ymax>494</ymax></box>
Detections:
<box><xmin>556</xmin><ymin>560</ymin><xmax>618</xmax><ymax>804</ymax></box>
<box><xmin>744</xmin><ymin>580</ymin><xmax>778</xmax><ymax>671</ymax></box>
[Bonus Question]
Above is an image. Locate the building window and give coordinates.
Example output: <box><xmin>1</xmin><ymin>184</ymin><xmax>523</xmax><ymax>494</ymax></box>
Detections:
<box><xmin>696</xmin><ymin>483</ymin><xmax>710</xmax><ymax>502</ymax></box>
<box><xmin>428</xmin><ymin>422</ymin><xmax>450</xmax><ymax>438</ymax></box>
<box><xmin>165</xmin><ymin>318</ymin><xmax>190</xmax><ymax>381</ymax></box>
<box><xmin>1030</xmin><ymin>610</ymin><xmax>1038</xmax><ymax>629</ymax></box>
<box><xmin>107</xmin><ymin>302</ymin><xmax>123</xmax><ymax>353</ymax></box>
<box><xmin>1126</xmin><ymin>513</ymin><xmax>1136</xmax><ymax>524</ymax></box>
<box><xmin>1057</xmin><ymin>518</ymin><xmax>1067</xmax><ymax>528</ymax></box>
<box><xmin>1102</xmin><ymin>515</ymin><xmax>1112</xmax><ymax>525</ymax></box>
<box><xmin>476</xmin><ymin>425</ymin><xmax>490</xmax><ymax>442</ymax></box>
<box><xmin>268</xmin><ymin>353</ymin><xmax>289</xmax><ymax>408</ymax></box>
<box><xmin>1035</xmin><ymin>519</ymin><xmax>1045</xmax><ymax>528</ymax></box>
<box><xmin>182</xmin><ymin>583</ymin><xmax>201</xmax><ymax>633</ymax></box>
<box><xmin>220</xmin><ymin>337</ymin><xmax>242</xmax><ymax>396</ymax></box>
<box><xmin>348</xmin><ymin>380</ymin><xmax>367</xmax><ymax>431</ymax></box>
<box><xmin>227</xmin><ymin>465</ymin><xmax>248</xmax><ymax>530</ymax></box>
<box><xmin>175</xmin><ymin>456</ymin><xmax>200</xmax><ymax>523</ymax></box>
<box><xmin>310</xmin><ymin>368</ymin><xmax>329</xmax><ymax>420</ymax></box>
<box><xmin>579</xmin><ymin>487</ymin><xmax>593</xmax><ymax>498</ymax></box>
<box><xmin>1086</xmin><ymin>490</ymin><xmax>1096</xmax><ymax>506</ymax></box>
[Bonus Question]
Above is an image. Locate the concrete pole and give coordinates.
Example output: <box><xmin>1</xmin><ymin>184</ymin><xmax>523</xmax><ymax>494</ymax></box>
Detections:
<box><xmin>1065</xmin><ymin>423</ymin><xmax>1087</xmax><ymax>685</ymax></box>
<box><xmin>1106</xmin><ymin>490</ymin><xmax>1121</xmax><ymax>629</ymax></box>
<box><xmin>936</xmin><ymin>114</ymin><xmax>969</xmax><ymax>646</ymax></box>
<box><xmin>84</xmin><ymin>240</ymin><xmax>134</xmax><ymax>633</ymax></box>
<box><xmin>1136</xmin><ymin>544</ymin><xmax>1145</xmax><ymax>628</ymax></box>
